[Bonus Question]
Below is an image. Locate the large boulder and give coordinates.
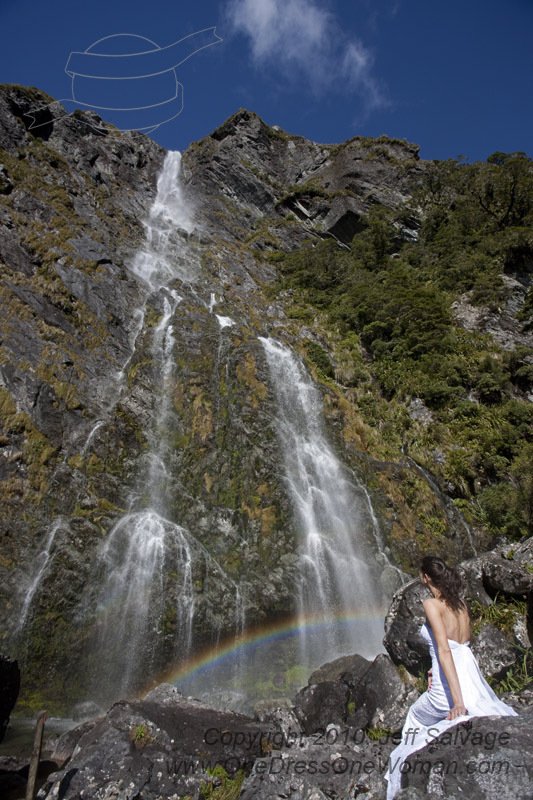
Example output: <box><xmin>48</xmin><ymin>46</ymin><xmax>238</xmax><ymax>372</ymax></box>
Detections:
<box><xmin>308</xmin><ymin>653</ymin><xmax>371</xmax><ymax>686</ymax></box>
<box><xmin>293</xmin><ymin>681</ymin><xmax>350</xmax><ymax>735</ymax></box>
<box><xmin>384</xmin><ymin>543</ymin><xmax>531</xmax><ymax>679</ymax></box>
<box><xmin>38</xmin><ymin>684</ymin><xmax>278</xmax><ymax>800</ymax></box>
<box><xmin>462</xmin><ymin>537</ymin><xmax>533</xmax><ymax>598</ymax></box>
<box><xmin>471</xmin><ymin>624</ymin><xmax>519</xmax><ymax>680</ymax></box>
<box><xmin>240</xmin><ymin>733</ymin><xmax>393</xmax><ymax>800</ymax></box>
<box><xmin>348</xmin><ymin>654</ymin><xmax>420</xmax><ymax>732</ymax></box>
<box><xmin>253</xmin><ymin>698</ymin><xmax>303</xmax><ymax>740</ymax></box>
<box><xmin>399</xmin><ymin>710</ymin><xmax>533</xmax><ymax>800</ymax></box>
<box><xmin>292</xmin><ymin>653</ymin><xmax>375</xmax><ymax>735</ymax></box>
<box><xmin>0</xmin><ymin>655</ymin><xmax>20</xmax><ymax>743</ymax></box>
<box><xmin>383</xmin><ymin>579</ymin><xmax>432</xmax><ymax>674</ymax></box>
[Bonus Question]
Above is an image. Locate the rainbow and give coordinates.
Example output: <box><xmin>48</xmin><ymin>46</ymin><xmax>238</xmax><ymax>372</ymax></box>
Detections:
<box><xmin>142</xmin><ymin>609</ymin><xmax>387</xmax><ymax>695</ymax></box>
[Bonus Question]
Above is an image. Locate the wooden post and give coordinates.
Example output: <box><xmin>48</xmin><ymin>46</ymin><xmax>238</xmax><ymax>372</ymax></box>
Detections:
<box><xmin>25</xmin><ymin>710</ymin><xmax>47</xmax><ymax>800</ymax></box>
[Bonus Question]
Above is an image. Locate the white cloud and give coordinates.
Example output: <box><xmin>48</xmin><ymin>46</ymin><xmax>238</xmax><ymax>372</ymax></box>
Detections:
<box><xmin>341</xmin><ymin>41</ymin><xmax>384</xmax><ymax>110</ymax></box>
<box><xmin>226</xmin><ymin>0</ymin><xmax>386</xmax><ymax>111</ymax></box>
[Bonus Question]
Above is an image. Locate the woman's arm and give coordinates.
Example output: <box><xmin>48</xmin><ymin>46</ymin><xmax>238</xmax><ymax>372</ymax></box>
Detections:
<box><xmin>423</xmin><ymin>598</ymin><xmax>468</xmax><ymax>720</ymax></box>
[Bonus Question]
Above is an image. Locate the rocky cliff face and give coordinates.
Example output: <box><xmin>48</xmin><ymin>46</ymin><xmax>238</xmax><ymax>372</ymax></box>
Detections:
<box><xmin>0</xmin><ymin>85</ymin><xmax>523</xmax><ymax>712</ymax></box>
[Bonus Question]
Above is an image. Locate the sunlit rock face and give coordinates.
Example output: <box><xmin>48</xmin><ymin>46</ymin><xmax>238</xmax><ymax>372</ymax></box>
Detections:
<box><xmin>0</xmin><ymin>85</ymin><xmax>481</xmax><ymax>712</ymax></box>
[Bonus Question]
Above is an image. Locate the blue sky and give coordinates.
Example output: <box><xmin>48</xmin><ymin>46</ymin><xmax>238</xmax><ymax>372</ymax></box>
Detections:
<box><xmin>0</xmin><ymin>0</ymin><xmax>531</xmax><ymax>161</ymax></box>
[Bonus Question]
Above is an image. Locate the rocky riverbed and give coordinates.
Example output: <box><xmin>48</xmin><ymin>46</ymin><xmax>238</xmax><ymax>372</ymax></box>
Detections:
<box><xmin>1</xmin><ymin>538</ymin><xmax>531</xmax><ymax>800</ymax></box>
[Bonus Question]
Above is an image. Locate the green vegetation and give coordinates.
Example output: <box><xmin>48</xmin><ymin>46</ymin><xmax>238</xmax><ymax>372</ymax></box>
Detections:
<box><xmin>470</xmin><ymin>596</ymin><xmax>527</xmax><ymax>636</ymax></box>
<box><xmin>495</xmin><ymin>647</ymin><xmax>533</xmax><ymax>694</ymax></box>
<box><xmin>367</xmin><ymin>726</ymin><xmax>393</xmax><ymax>741</ymax></box>
<box><xmin>129</xmin><ymin>722</ymin><xmax>154</xmax><ymax>748</ymax></box>
<box><xmin>200</xmin><ymin>766</ymin><xmax>244</xmax><ymax>800</ymax></box>
<box><xmin>274</xmin><ymin>153</ymin><xmax>533</xmax><ymax>552</ymax></box>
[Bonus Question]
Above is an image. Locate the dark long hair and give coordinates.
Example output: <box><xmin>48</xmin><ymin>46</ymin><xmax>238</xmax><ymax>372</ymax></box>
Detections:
<box><xmin>420</xmin><ymin>555</ymin><xmax>466</xmax><ymax>612</ymax></box>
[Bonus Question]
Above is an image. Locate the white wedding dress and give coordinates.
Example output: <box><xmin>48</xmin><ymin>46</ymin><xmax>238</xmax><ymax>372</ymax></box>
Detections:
<box><xmin>385</xmin><ymin>622</ymin><xmax>518</xmax><ymax>800</ymax></box>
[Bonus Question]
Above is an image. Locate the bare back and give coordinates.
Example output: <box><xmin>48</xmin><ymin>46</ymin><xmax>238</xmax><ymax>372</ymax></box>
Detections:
<box><xmin>436</xmin><ymin>599</ymin><xmax>470</xmax><ymax>643</ymax></box>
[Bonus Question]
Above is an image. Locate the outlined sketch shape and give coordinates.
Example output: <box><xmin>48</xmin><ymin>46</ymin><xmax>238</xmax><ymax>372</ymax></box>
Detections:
<box><xmin>23</xmin><ymin>26</ymin><xmax>222</xmax><ymax>135</ymax></box>
<box><xmin>65</xmin><ymin>28</ymin><xmax>222</xmax><ymax>79</ymax></box>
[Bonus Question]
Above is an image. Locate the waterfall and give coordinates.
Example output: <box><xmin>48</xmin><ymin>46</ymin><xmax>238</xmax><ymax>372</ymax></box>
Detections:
<box><xmin>85</xmin><ymin>152</ymin><xmax>245</xmax><ymax>701</ymax></box>
<box><xmin>405</xmin><ymin>455</ymin><xmax>477</xmax><ymax>557</ymax></box>
<box><xmin>16</xmin><ymin>517</ymin><xmax>66</xmax><ymax>632</ymax></box>
<box><xmin>130</xmin><ymin>151</ymin><xmax>194</xmax><ymax>291</ymax></box>
<box><xmin>260</xmin><ymin>337</ymin><xmax>386</xmax><ymax>667</ymax></box>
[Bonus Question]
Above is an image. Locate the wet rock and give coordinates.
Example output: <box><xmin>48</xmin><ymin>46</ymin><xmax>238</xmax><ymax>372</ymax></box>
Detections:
<box><xmin>49</xmin><ymin>718</ymin><xmax>102</xmax><ymax>767</ymax></box>
<box><xmin>0</xmin><ymin>655</ymin><xmax>20</xmax><ymax>743</ymax></box>
<box><xmin>0</xmin><ymin>755</ymin><xmax>58</xmax><ymax>800</ymax></box>
<box><xmin>253</xmin><ymin>699</ymin><xmax>303</xmax><ymax>739</ymax></box>
<box><xmin>0</xmin><ymin>755</ymin><xmax>27</xmax><ymax>797</ymax></box>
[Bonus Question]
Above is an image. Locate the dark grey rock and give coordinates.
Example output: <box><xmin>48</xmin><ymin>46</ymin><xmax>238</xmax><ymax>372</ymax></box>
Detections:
<box><xmin>471</xmin><ymin>624</ymin><xmax>519</xmax><ymax>680</ymax></box>
<box><xmin>349</xmin><ymin>654</ymin><xmax>419</xmax><ymax>733</ymax></box>
<box><xmin>39</xmin><ymin>684</ymin><xmax>278</xmax><ymax>800</ymax></box>
<box><xmin>0</xmin><ymin>163</ymin><xmax>13</xmax><ymax>194</ymax></box>
<box><xmin>383</xmin><ymin>579</ymin><xmax>431</xmax><ymax>674</ymax></box>
<box><xmin>395</xmin><ymin>789</ymin><xmax>430</xmax><ymax>800</ymax></box>
<box><xmin>253</xmin><ymin>699</ymin><xmax>303</xmax><ymax>739</ymax></box>
<box><xmin>501</xmin><ymin>683</ymin><xmax>533</xmax><ymax>711</ymax></box>
<box><xmin>400</xmin><ymin>712</ymin><xmax>533</xmax><ymax>800</ymax></box>
<box><xmin>308</xmin><ymin>653</ymin><xmax>371</xmax><ymax>687</ymax></box>
<box><xmin>240</xmin><ymin>737</ymin><xmax>391</xmax><ymax>800</ymax></box>
<box><xmin>49</xmin><ymin>718</ymin><xmax>102</xmax><ymax>767</ymax></box>
<box><xmin>294</xmin><ymin>681</ymin><xmax>350</xmax><ymax>735</ymax></box>
<box><xmin>477</xmin><ymin>537</ymin><xmax>533</xmax><ymax>596</ymax></box>
<box><xmin>0</xmin><ymin>655</ymin><xmax>20</xmax><ymax>743</ymax></box>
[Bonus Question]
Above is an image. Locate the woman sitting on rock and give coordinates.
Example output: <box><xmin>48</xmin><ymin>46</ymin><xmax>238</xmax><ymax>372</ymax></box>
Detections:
<box><xmin>385</xmin><ymin>555</ymin><xmax>518</xmax><ymax>800</ymax></box>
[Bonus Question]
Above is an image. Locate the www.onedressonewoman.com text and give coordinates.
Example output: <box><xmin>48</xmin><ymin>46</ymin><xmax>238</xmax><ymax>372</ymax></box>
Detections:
<box><xmin>163</xmin><ymin>726</ymin><xmax>520</xmax><ymax>779</ymax></box>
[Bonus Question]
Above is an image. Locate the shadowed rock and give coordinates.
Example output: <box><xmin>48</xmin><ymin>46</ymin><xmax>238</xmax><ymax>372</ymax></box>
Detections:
<box><xmin>0</xmin><ymin>655</ymin><xmax>20</xmax><ymax>743</ymax></box>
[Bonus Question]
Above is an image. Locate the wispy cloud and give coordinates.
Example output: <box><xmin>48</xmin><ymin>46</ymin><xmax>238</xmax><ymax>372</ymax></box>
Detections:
<box><xmin>226</xmin><ymin>0</ymin><xmax>387</xmax><ymax>113</ymax></box>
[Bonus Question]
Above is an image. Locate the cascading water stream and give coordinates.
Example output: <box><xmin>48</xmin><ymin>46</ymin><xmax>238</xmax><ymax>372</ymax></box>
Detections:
<box><xmin>405</xmin><ymin>455</ymin><xmax>477</xmax><ymax>557</ymax></box>
<box><xmin>14</xmin><ymin>151</ymin><xmax>249</xmax><ymax>705</ymax></box>
<box><xmin>15</xmin><ymin>151</ymin><xmax>397</xmax><ymax>711</ymax></box>
<box><xmin>16</xmin><ymin>517</ymin><xmax>66</xmax><ymax>633</ymax></box>
<box><xmin>86</xmin><ymin>152</ymin><xmax>246</xmax><ymax>701</ymax></box>
<box><xmin>260</xmin><ymin>337</ymin><xmax>386</xmax><ymax>667</ymax></box>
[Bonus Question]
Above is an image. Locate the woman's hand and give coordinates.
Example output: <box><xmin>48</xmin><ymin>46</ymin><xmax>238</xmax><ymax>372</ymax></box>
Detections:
<box><xmin>447</xmin><ymin>703</ymin><xmax>468</xmax><ymax>720</ymax></box>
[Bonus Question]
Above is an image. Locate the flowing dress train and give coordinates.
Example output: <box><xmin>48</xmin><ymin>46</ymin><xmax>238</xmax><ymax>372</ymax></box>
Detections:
<box><xmin>385</xmin><ymin>623</ymin><xmax>518</xmax><ymax>800</ymax></box>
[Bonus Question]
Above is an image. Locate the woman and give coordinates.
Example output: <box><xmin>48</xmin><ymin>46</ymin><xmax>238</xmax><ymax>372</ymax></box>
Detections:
<box><xmin>385</xmin><ymin>555</ymin><xmax>518</xmax><ymax>800</ymax></box>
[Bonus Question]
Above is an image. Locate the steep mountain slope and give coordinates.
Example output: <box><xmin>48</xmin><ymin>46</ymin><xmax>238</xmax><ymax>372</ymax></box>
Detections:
<box><xmin>0</xmin><ymin>85</ymin><xmax>530</xmax><ymax>711</ymax></box>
